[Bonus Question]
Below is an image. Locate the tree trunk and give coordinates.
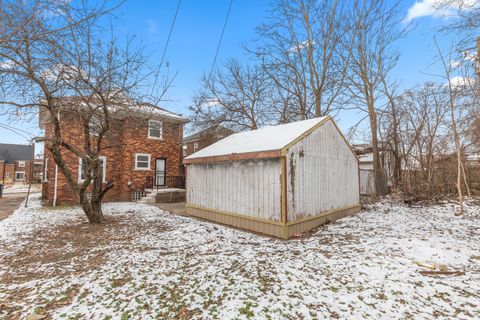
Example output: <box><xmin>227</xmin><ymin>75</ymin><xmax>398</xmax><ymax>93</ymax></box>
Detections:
<box><xmin>79</xmin><ymin>189</ymin><xmax>105</xmax><ymax>224</ymax></box>
<box><xmin>367</xmin><ymin>95</ymin><xmax>385</xmax><ymax>197</ymax></box>
<box><xmin>81</xmin><ymin>199</ymin><xmax>105</xmax><ymax>224</ymax></box>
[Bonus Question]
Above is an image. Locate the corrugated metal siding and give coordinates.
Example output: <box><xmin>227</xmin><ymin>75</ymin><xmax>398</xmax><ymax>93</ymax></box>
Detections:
<box><xmin>286</xmin><ymin>120</ymin><xmax>360</xmax><ymax>222</ymax></box>
<box><xmin>187</xmin><ymin>159</ymin><xmax>282</xmax><ymax>221</ymax></box>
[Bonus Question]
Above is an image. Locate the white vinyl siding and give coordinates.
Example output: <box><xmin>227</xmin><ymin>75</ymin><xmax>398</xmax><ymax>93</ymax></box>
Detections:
<box><xmin>135</xmin><ymin>154</ymin><xmax>151</xmax><ymax>170</ymax></box>
<box><xmin>148</xmin><ymin>120</ymin><xmax>163</xmax><ymax>139</ymax></box>
<box><xmin>286</xmin><ymin>120</ymin><xmax>359</xmax><ymax>221</ymax></box>
<box><xmin>187</xmin><ymin>159</ymin><xmax>283</xmax><ymax>222</ymax></box>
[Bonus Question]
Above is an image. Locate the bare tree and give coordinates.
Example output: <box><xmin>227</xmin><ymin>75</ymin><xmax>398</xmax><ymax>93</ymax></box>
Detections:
<box><xmin>434</xmin><ymin>40</ymin><xmax>474</xmax><ymax>214</ymax></box>
<box><xmin>252</xmin><ymin>0</ymin><xmax>348</xmax><ymax>120</ymax></box>
<box><xmin>0</xmin><ymin>0</ymin><xmax>169</xmax><ymax>223</ymax></box>
<box><xmin>344</xmin><ymin>0</ymin><xmax>406</xmax><ymax>197</ymax></box>
<box><xmin>190</xmin><ymin>59</ymin><xmax>270</xmax><ymax>131</ymax></box>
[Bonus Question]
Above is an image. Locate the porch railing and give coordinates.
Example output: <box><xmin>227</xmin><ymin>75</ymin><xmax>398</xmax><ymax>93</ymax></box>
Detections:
<box><xmin>145</xmin><ymin>175</ymin><xmax>185</xmax><ymax>191</ymax></box>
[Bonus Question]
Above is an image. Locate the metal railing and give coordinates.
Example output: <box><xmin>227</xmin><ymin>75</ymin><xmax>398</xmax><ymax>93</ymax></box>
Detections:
<box><xmin>145</xmin><ymin>175</ymin><xmax>185</xmax><ymax>191</ymax></box>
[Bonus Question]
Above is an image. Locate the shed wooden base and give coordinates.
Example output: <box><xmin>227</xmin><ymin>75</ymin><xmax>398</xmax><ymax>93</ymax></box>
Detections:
<box><xmin>185</xmin><ymin>204</ymin><xmax>361</xmax><ymax>239</ymax></box>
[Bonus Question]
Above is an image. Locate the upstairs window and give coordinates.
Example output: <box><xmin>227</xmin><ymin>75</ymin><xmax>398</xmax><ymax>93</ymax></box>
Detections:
<box><xmin>193</xmin><ymin>143</ymin><xmax>199</xmax><ymax>152</ymax></box>
<box><xmin>182</xmin><ymin>145</ymin><xmax>187</xmax><ymax>157</ymax></box>
<box><xmin>135</xmin><ymin>153</ymin><xmax>151</xmax><ymax>170</ymax></box>
<box><xmin>148</xmin><ymin>120</ymin><xmax>163</xmax><ymax>139</ymax></box>
<box><xmin>18</xmin><ymin>161</ymin><xmax>25</xmax><ymax>167</ymax></box>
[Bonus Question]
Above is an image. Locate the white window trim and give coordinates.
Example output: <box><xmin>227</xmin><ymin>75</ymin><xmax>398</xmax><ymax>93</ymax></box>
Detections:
<box><xmin>43</xmin><ymin>158</ymin><xmax>49</xmax><ymax>182</ymax></box>
<box><xmin>18</xmin><ymin>161</ymin><xmax>25</xmax><ymax>167</ymax></box>
<box><xmin>193</xmin><ymin>142</ymin><xmax>199</xmax><ymax>152</ymax></box>
<box><xmin>78</xmin><ymin>156</ymin><xmax>107</xmax><ymax>183</ymax></box>
<box><xmin>15</xmin><ymin>171</ymin><xmax>25</xmax><ymax>180</ymax></box>
<box><xmin>147</xmin><ymin>120</ymin><xmax>163</xmax><ymax>140</ymax></box>
<box><xmin>134</xmin><ymin>153</ymin><xmax>151</xmax><ymax>170</ymax></box>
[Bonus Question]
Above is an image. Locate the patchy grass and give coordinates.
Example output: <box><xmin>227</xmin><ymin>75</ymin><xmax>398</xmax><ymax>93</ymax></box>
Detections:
<box><xmin>0</xmin><ymin>195</ymin><xmax>479</xmax><ymax>319</ymax></box>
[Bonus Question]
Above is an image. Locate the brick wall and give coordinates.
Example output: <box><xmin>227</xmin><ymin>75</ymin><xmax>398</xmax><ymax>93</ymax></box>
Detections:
<box><xmin>4</xmin><ymin>164</ymin><xmax>15</xmax><ymax>183</ymax></box>
<box><xmin>42</xmin><ymin>111</ymin><xmax>185</xmax><ymax>205</ymax></box>
<box><xmin>183</xmin><ymin>128</ymin><xmax>233</xmax><ymax>158</ymax></box>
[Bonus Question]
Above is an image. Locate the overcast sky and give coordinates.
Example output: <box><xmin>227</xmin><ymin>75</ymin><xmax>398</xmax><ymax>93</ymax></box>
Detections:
<box><xmin>0</xmin><ymin>0</ymin><xmax>470</xmax><ymax>154</ymax></box>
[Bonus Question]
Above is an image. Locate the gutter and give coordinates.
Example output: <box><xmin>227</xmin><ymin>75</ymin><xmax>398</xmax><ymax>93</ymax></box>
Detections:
<box><xmin>53</xmin><ymin>164</ymin><xmax>58</xmax><ymax>206</ymax></box>
<box><xmin>53</xmin><ymin>111</ymin><xmax>60</xmax><ymax>207</ymax></box>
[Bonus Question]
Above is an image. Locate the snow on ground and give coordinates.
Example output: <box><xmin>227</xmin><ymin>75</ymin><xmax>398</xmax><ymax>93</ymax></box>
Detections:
<box><xmin>0</xmin><ymin>195</ymin><xmax>479</xmax><ymax>319</ymax></box>
<box><xmin>2</xmin><ymin>184</ymin><xmax>41</xmax><ymax>194</ymax></box>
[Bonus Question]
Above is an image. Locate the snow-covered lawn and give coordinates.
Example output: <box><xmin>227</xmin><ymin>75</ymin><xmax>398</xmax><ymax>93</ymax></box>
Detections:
<box><xmin>1</xmin><ymin>195</ymin><xmax>479</xmax><ymax>320</ymax></box>
<box><xmin>2</xmin><ymin>184</ymin><xmax>41</xmax><ymax>194</ymax></box>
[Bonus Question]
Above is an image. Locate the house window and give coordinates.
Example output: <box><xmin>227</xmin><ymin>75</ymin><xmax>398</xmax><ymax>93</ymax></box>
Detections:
<box><xmin>18</xmin><ymin>161</ymin><xmax>25</xmax><ymax>167</ymax></box>
<box><xmin>193</xmin><ymin>143</ymin><xmax>199</xmax><ymax>152</ymax></box>
<box><xmin>78</xmin><ymin>156</ymin><xmax>106</xmax><ymax>182</ymax></box>
<box><xmin>43</xmin><ymin>158</ymin><xmax>49</xmax><ymax>181</ymax></box>
<box><xmin>15</xmin><ymin>171</ymin><xmax>25</xmax><ymax>180</ymax></box>
<box><xmin>132</xmin><ymin>191</ymin><xmax>145</xmax><ymax>201</ymax></box>
<box><xmin>148</xmin><ymin>120</ymin><xmax>163</xmax><ymax>139</ymax></box>
<box><xmin>135</xmin><ymin>153</ymin><xmax>151</xmax><ymax>170</ymax></box>
<box><xmin>182</xmin><ymin>145</ymin><xmax>187</xmax><ymax>157</ymax></box>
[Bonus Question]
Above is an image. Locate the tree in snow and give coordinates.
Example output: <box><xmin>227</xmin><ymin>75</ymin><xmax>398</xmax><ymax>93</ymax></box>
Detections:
<box><xmin>0</xmin><ymin>0</ymin><xmax>171</xmax><ymax>223</ymax></box>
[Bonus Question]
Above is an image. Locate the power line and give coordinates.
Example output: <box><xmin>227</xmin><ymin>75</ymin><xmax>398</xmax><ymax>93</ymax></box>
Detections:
<box><xmin>206</xmin><ymin>0</ymin><xmax>233</xmax><ymax>87</ymax></box>
<box><xmin>160</xmin><ymin>0</ymin><xmax>182</xmax><ymax>69</ymax></box>
<box><xmin>0</xmin><ymin>123</ymin><xmax>35</xmax><ymax>140</ymax></box>
<box><xmin>151</xmin><ymin>0</ymin><xmax>182</xmax><ymax>96</ymax></box>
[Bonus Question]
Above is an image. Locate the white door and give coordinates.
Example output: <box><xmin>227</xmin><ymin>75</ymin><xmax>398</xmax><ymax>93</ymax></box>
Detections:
<box><xmin>155</xmin><ymin>158</ymin><xmax>166</xmax><ymax>186</ymax></box>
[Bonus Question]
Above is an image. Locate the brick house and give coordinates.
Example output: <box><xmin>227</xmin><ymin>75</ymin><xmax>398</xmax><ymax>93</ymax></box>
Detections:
<box><xmin>40</xmin><ymin>100</ymin><xmax>188</xmax><ymax>205</ymax></box>
<box><xmin>182</xmin><ymin>125</ymin><xmax>234</xmax><ymax>158</ymax></box>
<box><xmin>0</xmin><ymin>143</ymin><xmax>34</xmax><ymax>184</ymax></box>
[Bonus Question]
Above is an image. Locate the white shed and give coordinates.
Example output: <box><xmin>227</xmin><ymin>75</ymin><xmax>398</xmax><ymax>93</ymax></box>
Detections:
<box><xmin>183</xmin><ymin>116</ymin><xmax>360</xmax><ymax>239</ymax></box>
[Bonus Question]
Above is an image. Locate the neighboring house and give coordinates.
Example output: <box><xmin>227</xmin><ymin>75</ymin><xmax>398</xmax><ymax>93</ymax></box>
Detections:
<box><xmin>466</xmin><ymin>152</ymin><xmax>480</xmax><ymax>166</ymax></box>
<box><xmin>32</xmin><ymin>158</ymin><xmax>44</xmax><ymax>182</ymax></box>
<box><xmin>182</xmin><ymin>125</ymin><xmax>234</xmax><ymax>158</ymax></box>
<box><xmin>353</xmin><ymin>144</ymin><xmax>393</xmax><ymax>196</ymax></box>
<box><xmin>39</xmin><ymin>98</ymin><xmax>188</xmax><ymax>205</ymax></box>
<box><xmin>0</xmin><ymin>143</ymin><xmax>34</xmax><ymax>184</ymax></box>
<box><xmin>184</xmin><ymin>116</ymin><xmax>360</xmax><ymax>239</ymax></box>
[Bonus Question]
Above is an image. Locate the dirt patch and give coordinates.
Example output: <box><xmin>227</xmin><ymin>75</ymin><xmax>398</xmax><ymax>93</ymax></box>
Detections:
<box><xmin>0</xmin><ymin>194</ymin><xmax>25</xmax><ymax>221</ymax></box>
<box><xmin>0</xmin><ymin>212</ymin><xmax>171</xmax><ymax>319</ymax></box>
<box><xmin>2</xmin><ymin>215</ymin><xmax>171</xmax><ymax>281</ymax></box>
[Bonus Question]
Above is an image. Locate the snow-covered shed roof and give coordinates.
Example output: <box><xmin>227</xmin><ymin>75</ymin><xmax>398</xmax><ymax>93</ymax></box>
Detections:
<box><xmin>184</xmin><ymin>117</ymin><xmax>329</xmax><ymax>163</ymax></box>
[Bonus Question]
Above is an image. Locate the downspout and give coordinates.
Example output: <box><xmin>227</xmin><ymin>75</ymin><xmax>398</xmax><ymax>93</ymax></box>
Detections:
<box><xmin>53</xmin><ymin>164</ymin><xmax>58</xmax><ymax>207</ymax></box>
<box><xmin>53</xmin><ymin>111</ymin><xmax>60</xmax><ymax>207</ymax></box>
